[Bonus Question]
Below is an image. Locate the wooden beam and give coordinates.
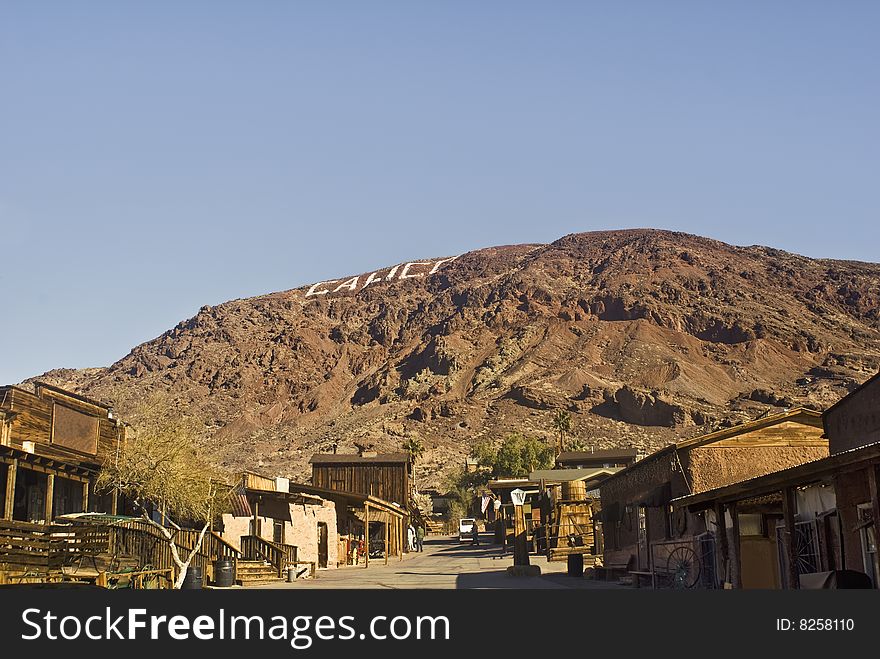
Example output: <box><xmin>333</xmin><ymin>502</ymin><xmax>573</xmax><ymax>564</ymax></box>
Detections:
<box><xmin>715</xmin><ymin>502</ymin><xmax>729</xmax><ymax>588</ymax></box>
<box><xmin>110</xmin><ymin>488</ymin><xmax>118</xmax><ymax>515</ymax></box>
<box><xmin>730</xmin><ymin>502</ymin><xmax>742</xmax><ymax>589</ymax></box>
<box><xmin>82</xmin><ymin>480</ymin><xmax>90</xmax><ymax>513</ymax></box>
<box><xmin>781</xmin><ymin>487</ymin><xmax>799</xmax><ymax>590</ymax></box>
<box><xmin>364</xmin><ymin>503</ymin><xmax>370</xmax><ymax>569</ymax></box>
<box><xmin>3</xmin><ymin>459</ymin><xmax>16</xmax><ymax>520</ymax></box>
<box><xmin>45</xmin><ymin>473</ymin><xmax>55</xmax><ymax>523</ymax></box>
<box><xmin>867</xmin><ymin>463</ymin><xmax>880</xmax><ymax>584</ymax></box>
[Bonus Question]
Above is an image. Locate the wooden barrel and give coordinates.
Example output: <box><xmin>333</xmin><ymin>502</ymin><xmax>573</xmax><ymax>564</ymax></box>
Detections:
<box><xmin>562</xmin><ymin>480</ymin><xmax>588</xmax><ymax>501</ymax></box>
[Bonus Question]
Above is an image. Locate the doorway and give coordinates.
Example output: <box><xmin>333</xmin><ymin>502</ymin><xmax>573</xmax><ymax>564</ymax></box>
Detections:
<box><xmin>317</xmin><ymin>522</ymin><xmax>329</xmax><ymax>568</ymax></box>
<box><xmin>13</xmin><ymin>468</ymin><xmax>48</xmax><ymax>523</ymax></box>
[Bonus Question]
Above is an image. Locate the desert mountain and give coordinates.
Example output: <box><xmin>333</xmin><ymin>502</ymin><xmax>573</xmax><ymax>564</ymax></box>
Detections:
<box><xmin>34</xmin><ymin>229</ymin><xmax>880</xmax><ymax>488</ymax></box>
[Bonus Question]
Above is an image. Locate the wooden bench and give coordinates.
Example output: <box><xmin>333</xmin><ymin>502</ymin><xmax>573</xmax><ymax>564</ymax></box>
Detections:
<box><xmin>595</xmin><ymin>559</ymin><xmax>633</xmax><ymax>581</ymax></box>
<box><xmin>628</xmin><ymin>570</ymin><xmax>654</xmax><ymax>588</ymax></box>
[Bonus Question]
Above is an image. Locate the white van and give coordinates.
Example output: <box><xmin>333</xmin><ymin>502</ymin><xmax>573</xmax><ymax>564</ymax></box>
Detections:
<box><xmin>458</xmin><ymin>518</ymin><xmax>476</xmax><ymax>542</ymax></box>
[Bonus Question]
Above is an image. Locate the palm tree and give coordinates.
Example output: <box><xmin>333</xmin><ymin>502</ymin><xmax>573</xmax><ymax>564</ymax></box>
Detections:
<box><xmin>402</xmin><ymin>436</ymin><xmax>425</xmax><ymax>464</ymax></box>
<box><xmin>550</xmin><ymin>410</ymin><xmax>573</xmax><ymax>455</ymax></box>
<box><xmin>401</xmin><ymin>436</ymin><xmax>425</xmax><ymax>495</ymax></box>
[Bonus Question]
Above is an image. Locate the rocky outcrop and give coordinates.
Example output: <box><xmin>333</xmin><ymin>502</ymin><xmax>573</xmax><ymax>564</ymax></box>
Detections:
<box><xmin>29</xmin><ymin>229</ymin><xmax>880</xmax><ymax>488</ymax></box>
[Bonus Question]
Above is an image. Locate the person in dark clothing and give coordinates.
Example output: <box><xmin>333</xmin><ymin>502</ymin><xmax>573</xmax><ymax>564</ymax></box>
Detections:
<box><xmin>534</xmin><ymin>520</ymin><xmax>547</xmax><ymax>554</ymax></box>
<box><xmin>415</xmin><ymin>524</ymin><xmax>425</xmax><ymax>552</ymax></box>
<box><xmin>471</xmin><ymin>522</ymin><xmax>480</xmax><ymax>546</ymax></box>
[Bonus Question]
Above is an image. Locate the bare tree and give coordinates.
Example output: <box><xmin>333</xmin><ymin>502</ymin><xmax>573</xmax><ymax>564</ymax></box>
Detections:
<box><xmin>97</xmin><ymin>399</ymin><xmax>230</xmax><ymax>589</ymax></box>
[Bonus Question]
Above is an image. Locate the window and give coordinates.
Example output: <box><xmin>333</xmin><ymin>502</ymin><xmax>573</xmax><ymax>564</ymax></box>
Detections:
<box><xmin>664</xmin><ymin>505</ymin><xmax>674</xmax><ymax>539</ymax></box>
<box><xmin>858</xmin><ymin>504</ymin><xmax>877</xmax><ymax>587</ymax></box>
<box><xmin>739</xmin><ymin>513</ymin><xmax>764</xmax><ymax>537</ymax></box>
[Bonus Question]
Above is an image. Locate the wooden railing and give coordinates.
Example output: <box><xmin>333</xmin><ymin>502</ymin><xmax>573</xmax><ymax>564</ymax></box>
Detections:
<box><xmin>0</xmin><ymin>519</ymin><xmax>110</xmax><ymax>570</ymax></box>
<box><xmin>0</xmin><ymin>518</ymin><xmax>240</xmax><ymax>586</ymax></box>
<box><xmin>240</xmin><ymin>535</ymin><xmax>297</xmax><ymax>578</ymax></box>
<box><xmin>110</xmin><ymin>521</ymin><xmax>241</xmax><ymax>578</ymax></box>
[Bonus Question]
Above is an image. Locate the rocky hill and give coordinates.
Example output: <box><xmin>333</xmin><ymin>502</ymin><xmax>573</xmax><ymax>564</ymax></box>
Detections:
<box><xmin>34</xmin><ymin>229</ymin><xmax>880</xmax><ymax>488</ymax></box>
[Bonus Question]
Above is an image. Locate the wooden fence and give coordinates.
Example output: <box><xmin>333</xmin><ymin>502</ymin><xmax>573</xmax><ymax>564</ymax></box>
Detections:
<box><xmin>0</xmin><ymin>518</ymin><xmax>240</xmax><ymax>585</ymax></box>
<box><xmin>0</xmin><ymin>519</ymin><xmax>110</xmax><ymax>570</ymax></box>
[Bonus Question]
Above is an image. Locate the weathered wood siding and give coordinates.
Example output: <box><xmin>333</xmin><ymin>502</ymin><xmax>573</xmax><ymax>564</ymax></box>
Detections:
<box><xmin>312</xmin><ymin>463</ymin><xmax>409</xmax><ymax>506</ymax></box>
<box><xmin>0</xmin><ymin>386</ymin><xmax>123</xmax><ymax>467</ymax></box>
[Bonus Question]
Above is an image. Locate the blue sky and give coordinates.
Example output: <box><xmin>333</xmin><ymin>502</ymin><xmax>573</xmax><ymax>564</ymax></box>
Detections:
<box><xmin>1</xmin><ymin>2</ymin><xmax>878</xmax><ymax>384</ymax></box>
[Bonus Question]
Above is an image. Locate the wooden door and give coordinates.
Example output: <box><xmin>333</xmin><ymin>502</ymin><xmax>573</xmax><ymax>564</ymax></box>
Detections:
<box><xmin>317</xmin><ymin>522</ymin><xmax>329</xmax><ymax>569</ymax></box>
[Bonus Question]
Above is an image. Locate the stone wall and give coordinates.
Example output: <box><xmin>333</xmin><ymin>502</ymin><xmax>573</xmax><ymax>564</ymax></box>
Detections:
<box><xmin>687</xmin><ymin>446</ymin><xmax>829</xmax><ymax>494</ymax></box>
<box><xmin>599</xmin><ymin>449</ymin><xmax>682</xmax><ymax>566</ymax></box>
<box><xmin>221</xmin><ymin>499</ymin><xmax>338</xmax><ymax>569</ymax></box>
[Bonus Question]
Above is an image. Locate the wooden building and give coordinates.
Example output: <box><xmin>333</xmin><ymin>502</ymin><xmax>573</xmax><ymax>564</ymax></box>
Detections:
<box><xmin>1</xmin><ymin>382</ymin><xmax>124</xmax><ymax>524</ymax></box>
<box><xmin>674</xmin><ymin>372</ymin><xmax>880</xmax><ymax>589</ymax></box>
<box><xmin>555</xmin><ymin>449</ymin><xmax>641</xmax><ymax>470</ymax></box>
<box><xmin>310</xmin><ymin>451</ymin><xmax>412</xmax><ymax>510</ymax></box>
<box><xmin>597</xmin><ymin>408</ymin><xmax>828</xmax><ymax>586</ymax></box>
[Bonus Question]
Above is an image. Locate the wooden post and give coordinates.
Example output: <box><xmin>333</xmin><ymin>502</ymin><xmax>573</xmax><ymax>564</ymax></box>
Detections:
<box><xmin>714</xmin><ymin>502</ymin><xmax>728</xmax><ymax>588</ymax></box>
<box><xmin>45</xmin><ymin>473</ymin><xmax>55</xmax><ymax>523</ymax></box>
<box><xmin>730</xmin><ymin>501</ymin><xmax>742</xmax><ymax>589</ymax></box>
<box><xmin>3</xmin><ymin>459</ymin><xmax>16</xmax><ymax>520</ymax></box>
<box><xmin>252</xmin><ymin>497</ymin><xmax>260</xmax><ymax>538</ymax></box>
<box><xmin>644</xmin><ymin>506</ymin><xmax>654</xmax><ymax>589</ymax></box>
<box><xmin>513</xmin><ymin>504</ymin><xmax>530</xmax><ymax>566</ymax></box>
<box><xmin>364</xmin><ymin>503</ymin><xmax>370</xmax><ymax>569</ymax></box>
<box><xmin>82</xmin><ymin>480</ymin><xmax>90</xmax><ymax>513</ymax></box>
<box><xmin>399</xmin><ymin>517</ymin><xmax>403</xmax><ymax>560</ymax></box>
<box><xmin>384</xmin><ymin>513</ymin><xmax>389</xmax><ymax>565</ymax></box>
<box><xmin>867</xmin><ymin>464</ymin><xmax>880</xmax><ymax>583</ymax></box>
<box><xmin>110</xmin><ymin>488</ymin><xmax>118</xmax><ymax>516</ymax></box>
<box><xmin>781</xmin><ymin>487</ymin><xmax>800</xmax><ymax>590</ymax></box>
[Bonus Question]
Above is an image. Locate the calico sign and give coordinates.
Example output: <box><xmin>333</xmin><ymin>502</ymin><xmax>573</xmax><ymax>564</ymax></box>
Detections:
<box><xmin>304</xmin><ymin>256</ymin><xmax>459</xmax><ymax>298</ymax></box>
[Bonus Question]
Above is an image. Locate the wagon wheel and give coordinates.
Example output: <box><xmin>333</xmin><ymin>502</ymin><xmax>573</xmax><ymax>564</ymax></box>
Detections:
<box><xmin>666</xmin><ymin>546</ymin><xmax>700</xmax><ymax>589</ymax></box>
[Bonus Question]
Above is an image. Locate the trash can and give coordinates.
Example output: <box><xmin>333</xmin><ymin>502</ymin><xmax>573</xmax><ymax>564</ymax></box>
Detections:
<box><xmin>213</xmin><ymin>559</ymin><xmax>236</xmax><ymax>588</ymax></box>
<box><xmin>181</xmin><ymin>566</ymin><xmax>203</xmax><ymax>589</ymax></box>
<box><xmin>567</xmin><ymin>553</ymin><xmax>584</xmax><ymax>577</ymax></box>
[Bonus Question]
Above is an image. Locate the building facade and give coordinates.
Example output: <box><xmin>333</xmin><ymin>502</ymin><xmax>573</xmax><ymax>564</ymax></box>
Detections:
<box><xmin>310</xmin><ymin>451</ymin><xmax>412</xmax><ymax>510</ymax></box>
<box><xmin>598</xmin><ymin>408</ymin><xmax>828</xmax><ymax>584</ymax></box>
<box><xmin>1</xmin><ymin>382</ymin><xmax>124</xmax><ymax>523</ymax></box>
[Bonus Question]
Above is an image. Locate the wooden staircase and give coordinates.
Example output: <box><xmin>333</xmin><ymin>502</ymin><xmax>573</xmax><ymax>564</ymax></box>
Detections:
<box><xmin>235</xmin><ymin>560</ymin><xmax>282</xmax><ymax>585</ymax></box>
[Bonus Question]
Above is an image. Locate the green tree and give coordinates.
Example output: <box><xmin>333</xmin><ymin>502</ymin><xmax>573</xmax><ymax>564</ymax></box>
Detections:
<box><xmin>550</xmin><ymin>409</ymin><xmax>573</xmax><ymax>454</ymax></box>
<box><xmin>492</xmin><ymin>433</ymin><xmax>554</xmax><ymax>477</ymax></box>
<box><xmin>97</xmin><ymin>399</ymin><xmax>230</xmax><ymax>589</ymax></box>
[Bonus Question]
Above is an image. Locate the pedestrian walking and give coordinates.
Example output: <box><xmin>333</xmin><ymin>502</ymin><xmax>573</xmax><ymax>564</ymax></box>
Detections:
<box><xmin>415</xmin><ymin>524</ymin><xmax>425</xmax><ymax>552</ymax></box>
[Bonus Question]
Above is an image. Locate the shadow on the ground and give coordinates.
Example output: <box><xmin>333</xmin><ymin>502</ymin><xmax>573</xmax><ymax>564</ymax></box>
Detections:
<box><xmin>433</xmin><ymin>543</ymin><xmax>508</xmax><ymax>559</ymax></box>
<box><xmin>455</xmin><ymin>569</ymin><xmax>553</xmax><ymax>589</ymax></box>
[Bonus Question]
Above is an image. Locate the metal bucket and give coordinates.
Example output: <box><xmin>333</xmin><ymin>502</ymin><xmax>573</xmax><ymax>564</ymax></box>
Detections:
<box><xmin>181</xmin><ymin>566</ymin><xmax>203</xmax><ymax>589</ymax></box>
<box><xmin>213</xmin><ymin>559</ymin><xmax>236</xmax><ymax>587</ymax></box>
<box><xmin>287</xmin><ymin>565</ymin><xmax>297</xmax><ymax>582</ymax></box>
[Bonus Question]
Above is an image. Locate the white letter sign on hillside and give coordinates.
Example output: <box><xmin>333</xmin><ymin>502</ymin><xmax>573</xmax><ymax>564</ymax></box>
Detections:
<box><xmin>304</xmin><ymin>256</ymin><xmax>459</xmax><ymax>298</ymax></box>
